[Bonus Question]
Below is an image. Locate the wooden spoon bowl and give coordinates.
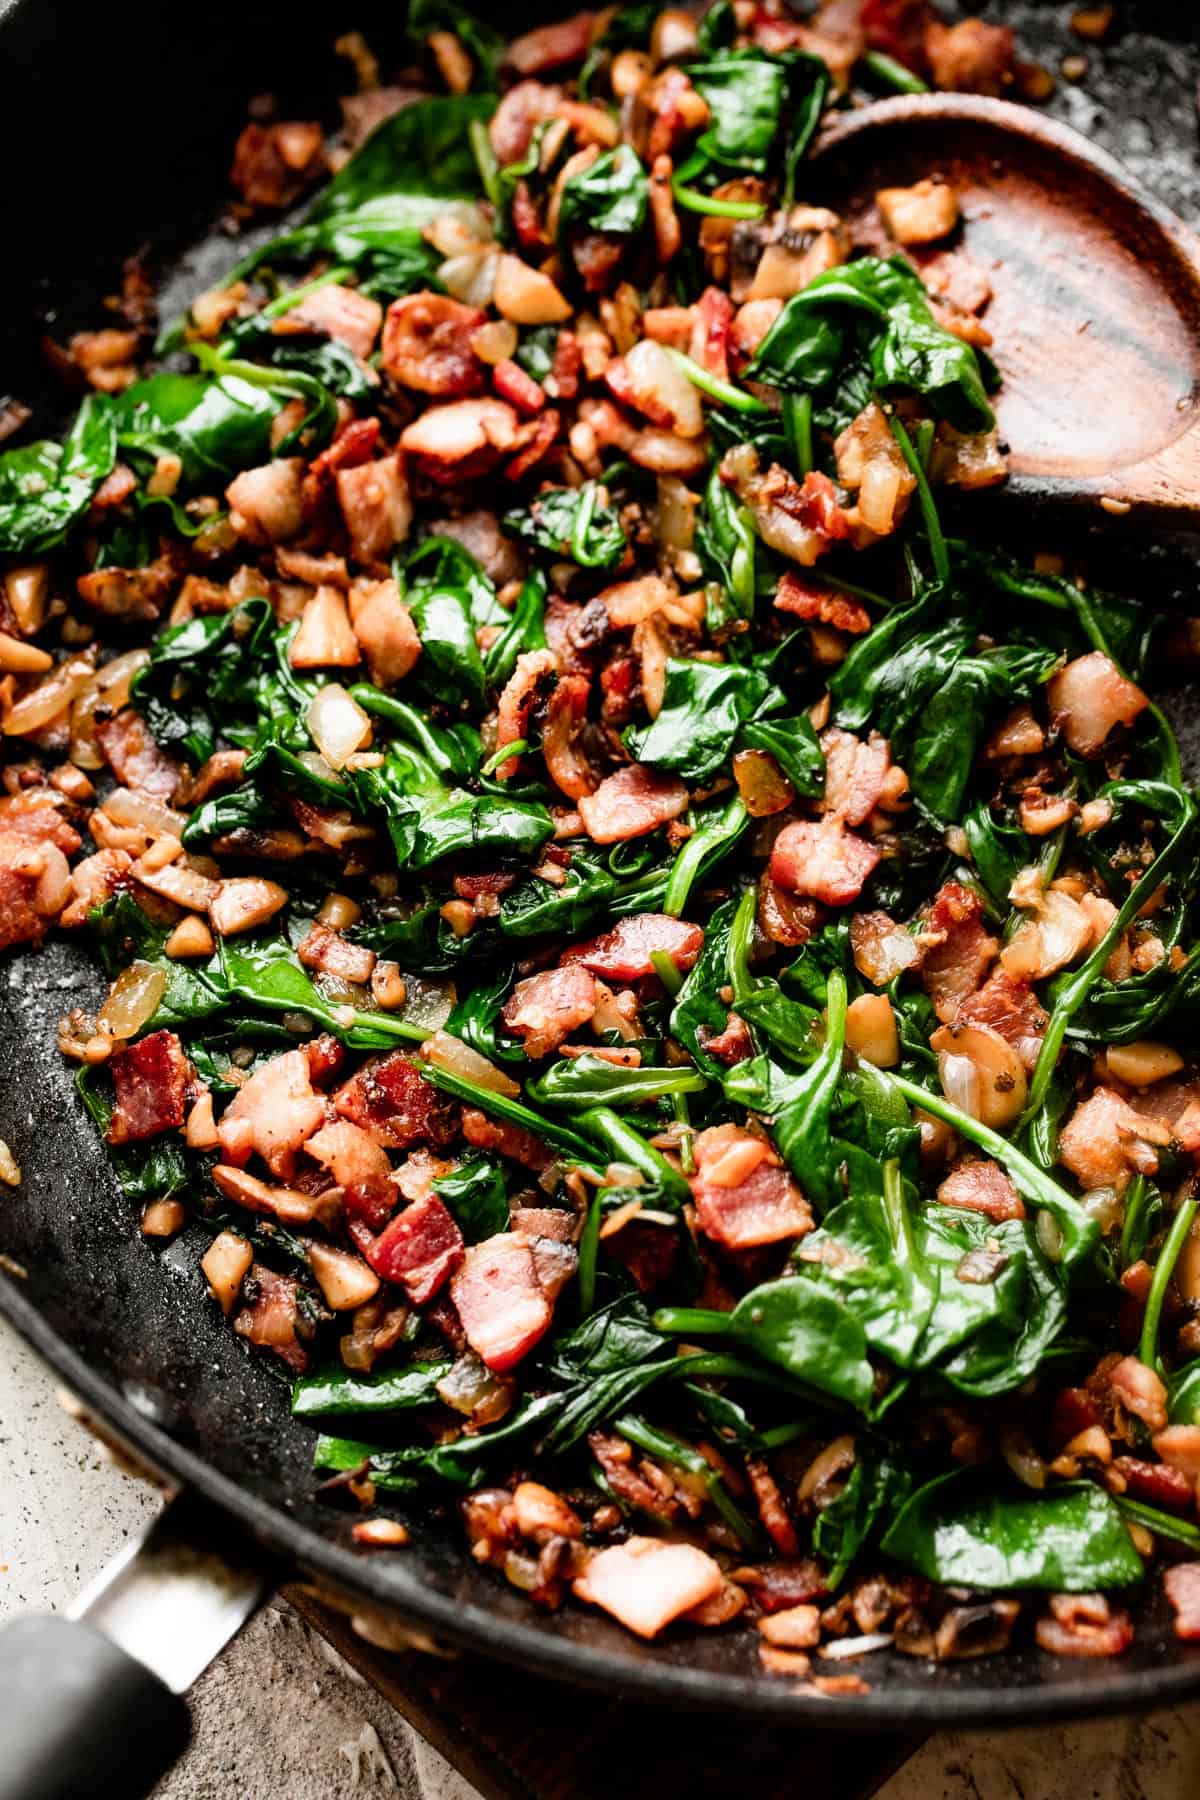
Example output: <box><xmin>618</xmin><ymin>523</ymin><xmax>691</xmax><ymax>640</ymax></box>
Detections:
<box><xmin>810</xmin><ymin>93</ymin><xmax>1200</xmax><ymax>523</ymax></box>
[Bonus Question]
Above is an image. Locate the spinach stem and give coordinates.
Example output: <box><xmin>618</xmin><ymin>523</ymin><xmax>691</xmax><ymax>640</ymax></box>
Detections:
<box><xmin>782</xmin><ymin>392</ymin><xmax>813</xmax><ymax>475</ymax></box>
<box><xmin>577</xmin><ymin>1190</ymin><xmax>601</xmax><ymax>1318</ymax></box>
<box><xmin>860</xmin><ymin>49</ymin><xmax>930</xmax><ymax>94</ymax></box>
<box><xmin>888</xmin><ymin>412</ymin><xmax>949</xmax><ymax>586</ymax></box>
<box><xmin>1139</xmin><ymin>1195</ymin><xmax>1198</xmax><ymax>1371</ymax></box>
<box><xmin>727</xmin><ymin>886</ymin><xmax>759</xmax><ymax>1005</ymax></box>
<box><xmin>672</xmin><ymin>182</ymin><xmax>766</xmax><ymax>220</ymax></box>
<box><xmin>672</xmin><ymin>1092</ymin><xmax>696</xmax><ymax>1176</ymax></box>
<box><xmin>663</xmin><ymin>347</ymin><xmax>772</xmax><ymax>416</ymax></box>
<box><xmin>481</xmin><ymin>738</ymin><xmax>528</xmax><ymax>777</ymax></box>
<box><xmin>468</xmin><ymin>119</ymin><xmax>504</xmax><ymax>210</ymax></box>
<box><xmin>649</xmin><ymin>949</ymin><xmax>683</xmax><ymax>996</ymax></box>
<box><xmin>1115</xmin><ymin>1495</ymin><xmax>1200</xmax><ymax>1554</ymax></box>
<box><xmin>1119</xmin><ymin>1173</ymin><xmax>1148</xmax><ymax>1271</ymax></box>
<box><xmin>663</xmin><ymin>795</ymin><xmax>748</xmax><ymax>917</ymax></box>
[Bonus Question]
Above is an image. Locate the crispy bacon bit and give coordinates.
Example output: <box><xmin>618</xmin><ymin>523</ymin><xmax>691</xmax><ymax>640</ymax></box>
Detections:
<box><xmin>938</xmin><ymin>1159</ymin><xmax>1025</xmax><ymax>1222</ymax></box>
<box><xmin>492</xmin><ymin>358</ymin><xmax>546</xmax><ymax>416</ymax></box>
<box><xmin>590</xmin><ymin>1430</ymin><xmax>680</xmax><ymax>1522</ymax></box>
<box><xmin>505</xmin><ymin>410</ymin><xmax>561</xmax><ymax>481</ymax></box>
<box><xmin>736</xmin><ymin>1559</ymin><xmax>828</xmax><ymax>1613</ymax></box>
<box><xmin>451</xmin><ymin>1232</ymin><xmax>553</xmax><ymax>1372</ymax></box>
<box><xmin>955</xmin><ymin>970</ymin><xmax>1047</xmax><ymax>1070</ymax></box>
<box><xmin>218</xmin><ymin>1048</ymin><xmax>326</xmax><ymax>1177</ymax></box>
<box><xmin>577</xmin><ymin>763</ymin><xmax>689</xmax><ymax>844</ymax></box>
<box><xmin>769</xmin><ymin>816</ymin><xmax>881</xmax><ymax>907</ymax></box>
<box><xmin>574</xmin><ymin>1537</ymin><xmax>724</xmax><ymax>1639</ymax></box>
<box><xmin>369</xmin><ymin>1194</ymin><xmax>465</xmax><ymax>1304</ymax></box>
<box><xmin>494</xmin><ymin>649</ymin><xmax>559</xmax><ymax>780</ymax></box>
<box><xmin>225</xmin><ymin>459</ymin><xmax>305</xmax><ymax>545</ymax></box>
<box><xmin>1058</xmin><ymin>1088</ymin><xmax>1162</xmax><ymax>1194</ymax></box>
<box><xmin>278</xmin><ymin>284</ymin><xmax>382</xmax><ymax>360</ymax></box>
<box><xmin>76</xmin><ymin>556</ymin><xmax>178</xmax><ymax>622</ymax></box>
<box><xmin>490</xmin><ymin>80</ymin><xmax>566</xmax><ymax>163</ymax></box>
<box><xmin>722</xmin><ymin>445</ymin><xmax>849</xmax><ymax>567</ymax></box>
<box><xmin>234</xmin><ymin>1264</ymin><xmax>312</xmax><ymax>1373</ymax></box>
<box><xmin>698</xmin><ymin>1013</ymin><xmax>754</xmax><ymax>1066</ymax></box>
<box><xmin>506</xmin><ymin>13</ymin><xmax>595</xmax><ymax>76</ymax></box>
<box><xmin>502</xmin><ymin>965</ymin><xmax>597</xmax><ymax>1059</ymax></box>
<box><xmin>775</xmin><ymin>571</ymin><xmax>872</xmax><ymax>635</ymax></box>
<box><xmin>400</xmin><ymin>398</ymin><xmax>521</xmax><ymax>482</ymax></box>
<box><xmin>462</xmin><ymin>1106</ymin><xmax>554</xmax><ymax>1172</ymax></box>
<box><xmin>335</xmin><ymin>1052</ymin><xmax>456</xmax><ymax>1152</ymax></box>
<box><xmin>542</xmin><ymin>673</ymin><xmax>598</xmax><ymax>801</ymax></box>
<box><xmin>877</xmin><ymin>179</ymin><xmax>959</xmax><ymax>247</ymax></box>
<box><xmin>920</xmin><ymin>882</ymin><xmax>999</xmax><ymax>1022</ymax></box>
<box><xmin>1047</xmin><ymin>652</ymin><xmax>1149</xmax><ymax>758</ymax></box>
<box><xmin>106</xmin><ymin>1030</ymin><xmax>190</xmax><ymax>1145</ymax></box>
<box><xmin>230</xmin><ymin>121</ymin><xmax>326</xmax><ymax>210</ymax></box>
<box><xmin>690</xmin><ymin>1123</ymin><xmax>813</xmax><ymax>1251</ymax></box>
<box><xmin>305</xmin><ymin>1119</ymin><xmax>395</xmax><ymax>1231</ymax></box>
<box><xmin>1109</xmin><ymin>1355</ymin><xmax>1169</xmax><ymax>1434</ymax></box>
<box><xmin>297</xmin><ymin>922</ymin><xmax>376</xmax><ymax>986</ymax></box>
<box><xmin>746</xmin><ymin>1458</ymin><xmax>801</xmax><ymax>1557</ymax></box>
<box><xmin>1164</xmin><ymin>1565</ymin><xmax>1200</xmax><ymax>1642</ymax></box>
<box><xmin>1114</xmin><ymin>1456</ymin><xmax>1194</xmax><ymax>1514</ymax></box>
<box><xmin>758</xmin><ymin>872</ymin><xmax>820</xmax><ymax>949</ymax></box>
<box><xmin>820</xmin><ymin>728</ymin><xmax>890</xmax><ymax>827</ymax></box>
<box><xmin>349</xmin><ymin>577</ymin><xmax>421</xmax><ymax>686</ymax></box>
<box><xmin>563</xmin><ymin>912</ymin><xmax>703</xmax><ymax>981</ymax></box>
<box><xmin>851</xmin><ymin>911</ymin><xmax>920</xmax><ymax>987</ymax></box>
<box><xmin>381</xmin><ymin>294</ymin><xmax>487</xmax><ymax>396</ymax></box>
<box><xmin>1034</xmin><ymin>1593</ymin><xmax>1133</xmax><ymax>1660</ymax></box>
<box><xmin>924</xmin><ymin>17</ymin><xmax>1014</xmax><ymax>95</ymax></box>
<box><xmin>336</xmin><ymin>454</ymin><xmax>413</xmax><ymax>565</ymax></box>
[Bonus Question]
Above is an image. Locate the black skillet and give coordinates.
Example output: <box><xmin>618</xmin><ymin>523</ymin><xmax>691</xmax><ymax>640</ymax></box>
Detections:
<box><xmin>4</xmin><ymin>0</ymin><xmax>1200</xmax><ymax>1785</ymax></box>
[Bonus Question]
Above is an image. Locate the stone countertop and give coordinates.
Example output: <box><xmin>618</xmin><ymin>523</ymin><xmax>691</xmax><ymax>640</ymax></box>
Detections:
<box><xmin>5</xmin><ymin>1319</ymin><xmax>1200</xmax><ymax>1799</ymax></box>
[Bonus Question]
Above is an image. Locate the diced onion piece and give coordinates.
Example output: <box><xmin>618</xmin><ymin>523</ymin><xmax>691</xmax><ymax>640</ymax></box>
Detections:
<box><xmin>938</xmin><ymin>1050</ymin><xmax>981</xmax><ymax>1120</ymax></box>
<box><xmin>1082</xmin><ymin>1186</ymin><xmax>1123</xmax><ymax>1233</ymax></box>
<box><xmin>424</xmin><ymin>203</ymin><xmax>494</xmax><ymax>257</ymax></box>
<box><xmin>396</xmin><ymin>974</ymin><xmax>456</xmax><ymax>1032</ymax></box>
<box><xmin>471</xmin><ymin>319</ymin><xmax>519</xmax><ymax>365</ymax></box>
<box><xmin>103</xmin><ymin>785</ymin><xmax>187</xmax><ymax>838</ymax></box>
<box><xmin>3</xmin><ymin>652</ymin><xmax>95</xmax><ymax>739</ymax></box>
<box><xmin>201</xmin><ymin>1231</ymin><xmax>254</xmax><ymax>1315</ymax></box>
<box><xmin>818</xmin><ymin>1633</ymin><xmax>893</xmax><ymax>1660</ymax></box>
<box><xmin>933</xmin><ymin>1023</ymin><xmax>1026</xmax><ymax>1130</ymax></box>
<box><xmin>439</xmin><ymin>249</ymin><xmax>499</xmax><ymax>309</ymax></box>
<box><xmin>306</xmin><ymin>1240</ymin><xmax>381</xmax><ymax>1311</ymax></box>
<box><xmin>1036</xmin><ymin>1210</ymin><xmax>1065</xmax><ymax>1262</ymax></box>
<box><xmin>306</xmin><ymin>683</ymin><xmax>372</xmax><ymax>771</ymax></box>
<box><xmin>70</xmin><ymin>648</ymin><xmax>150</xmax><ymax>768</ymax></box>
<box><xmin>420</xmin><ymin>1028</ymin><xmax>520</xmax><ymax>1097</ymax></box>
<box><xmin>98</xmin><ymin>961</ymin><xmax>168</xmax><ymax>1040</ymax></box>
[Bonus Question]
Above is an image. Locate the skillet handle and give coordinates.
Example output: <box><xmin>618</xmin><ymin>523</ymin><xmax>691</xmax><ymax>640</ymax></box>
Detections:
<box><xmin>0</xmin><ymin>1614</ymin><xmax>190</xmax><ymax>1800</ymax></box>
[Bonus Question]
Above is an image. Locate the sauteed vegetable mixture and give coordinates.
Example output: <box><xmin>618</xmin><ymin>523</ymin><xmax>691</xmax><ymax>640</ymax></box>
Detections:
<box><xmin>4</xmin><ymin>0</ymin><xmax>1200</xmax><ymax>1679</ymax></box>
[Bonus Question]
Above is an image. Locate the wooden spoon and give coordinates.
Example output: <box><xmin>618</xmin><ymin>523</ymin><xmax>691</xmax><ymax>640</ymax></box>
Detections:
<box><xmin>809</xmin><ymin>93</ymin><xmax>1200</xmax><ymax>524</ymax></box>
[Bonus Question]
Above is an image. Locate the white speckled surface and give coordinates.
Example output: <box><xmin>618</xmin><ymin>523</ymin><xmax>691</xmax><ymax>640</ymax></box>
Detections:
<box><xmin>4</xmin><ymin>1314</ymin><xmax>1200</xmax><ymax>1798</ymax></box>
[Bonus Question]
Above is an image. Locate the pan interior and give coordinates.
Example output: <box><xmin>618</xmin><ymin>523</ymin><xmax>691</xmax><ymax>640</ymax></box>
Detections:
<box><xmin>3</xmin><ymin>0</ymin><xmax>1200</xmax><ymax>1725</ymax></box>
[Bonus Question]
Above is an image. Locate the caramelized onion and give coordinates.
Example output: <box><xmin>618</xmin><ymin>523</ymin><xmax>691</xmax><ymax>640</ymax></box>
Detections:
<box><xmin>98</xmin><ymin>961</ymin><xmax>168</xmax><ymax>1040</ymax></box>
<box><xmin>420</xmin><ymin>1028</ymin><xmax>521</xmax><ymax>1096</ymax></box>
<box><xmin>306</xmin><ymin>683</ymin><xmax>372</xmax><ymax>770</ymax></box>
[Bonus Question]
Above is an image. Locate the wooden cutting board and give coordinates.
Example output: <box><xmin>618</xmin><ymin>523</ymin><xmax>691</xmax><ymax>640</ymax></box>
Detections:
<box><xmin>286</xmin><ymin>1587</ymin><xmax>925</xmax><ymax>1800</ymax></box>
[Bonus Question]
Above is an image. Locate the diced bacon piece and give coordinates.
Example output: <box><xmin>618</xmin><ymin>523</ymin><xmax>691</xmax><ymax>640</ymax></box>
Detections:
<box><xmin>851</xmin><ymin>910</ymin><xmax>920</xmax><ymax>986</ymax></box>
<box><xmin>0</xmin><ymin>863</ymin><xmax>50</xmax><ymax>951</ymax></box>
<box><xmin>76</xmin><ymin>555</ymin><xmax>177</xmax><ymax>621</ymax></box>
<box><xmin>217</xmin><ymin>1049</ymin><xmax>326</xmax><ymax>1177</ymax></box>
<box><xmin>1059</xmin><ymin>1088</ymin><xmax>1161</xmax><ymax>1195</ymax></box>
<box><xmin>820</xmin><ymin>727</ymin><xmax>890</xmax><ymax>827</ymax></box>
<box><xmin>775</xmin><ymin>570</ymin><xmax>871</xmax><ymax>635</ymax></box>
<box><xmin>399</xmin><ymin>399</ymin><xmax>521</xmax><ymax>482</ymax></box>
<box><xmin>426</xmin><ymin>508</ymin><xmax>525</xmax><ymax>586</ymax></box>
<box><xmin>307</xmin><ymin>417</ymin><xmax>382</xmax><ymax>483</ymax></box>
<box><xmin>1165</xmin><ymin>1566</ymin><xmax>1200</xmax><ymax>1643</ymax></box>
<box><xmin>860</xmin><ymin>0</ymin><xmax>929</xmax><ymax>70</ymax></box>
<box><xmin>524</xmin><ymin>1233</ymin><xmax>579</xmax><ymax>1303</ymax></box>
<box><xmin>721</xmin><ymin>447</ymin><xmax>849</xmax><ymax>567</ymax></box>
<box><xmin>450</xmin><ymin>1233</ymin><xmax>553</xmax><ymax>1372</ymax></box>
<box><xmin>297</xmin><ymin>922</ymin><xmax>376</xmax><ymax>985</ymax></box>
<box><xmin>938</xmin><ymin>1159</ymin><xmax>1025</xmax><ymax>1222</ymax></box>
<box><xmin>876</xmin><ymin>179</ymin><xmax>959</xmax><ymax>246</ymax></box>
<box><xmin>606</xmin><ymin>341</ymin><xmax>703</xmax><ymax>437</ymax></box>
<box><xmin>278</xmin><ymin>283</ymin><xmax>382</xmax><ymax>360</ymax></box>
<box><xmin>690</xmin><ymin>1123</ymin><xmax>813</xmax><ymax>1250</ymax></box>
<box><xmin>1110</xmin><ymin>1355</ymin><xmax>1169</xmax><ymax>1433</ymax></box>
<box><xmin>334</xmin><ymin>1052</ymin><xmax>457</xmax><ymax>1152</ymax></box>
<box><xmin>289</xmin><ymin>585</ymin><xmax>361</xmax><ymax>669</ymax></box>
<box><xmin>381</xmin><ymin>294</ymin><xmax>486</xmax><ymax>396</ymax></box>
<box><xmin>512</xmin><ymin>1480</ymin><xmax>583</xmax><ymax>1541</ymax></box>
<box><xmin>573</xmin><ymin>1539</ymin><xmax>724</xmax><ymax>1639</ymax></box>
<box><xmin>505</xmin><ymin>410</ymin><xmax>561</xmax><ymax>481</ymax></box>
<box><xmin>230</xmin><ymin>121</ymin><xmax>325</xmax><ymax>209</ymax></box>
<box><xmin>955</xmin><ymin>970</ymin><xmax>1047</xmax><ymax>1071</ymax></box>
<box><xmin>506</xmin><ymin>13</ymin><xmax>595</xmax><ymax>76</ymax></box>
<box><xmin>94</xmin><ymin>710</ymin><xmax>180</xmax><ymax>802</ymax></box>
<box><xmin>234</xmin><ymin>1265</ymin><xmax>310</xmax><ymax>1372</ymax></box>
<box><xmin>697</xmin><ymin>1012</ymin><xmax>754</xmax><ymax>1066</ymax></box>
<box><xmin>369</xmin><ymin>1193</ymin><xmax>465</xmax><ymax>1304</ymax></box>
<box><xmin>547</xmin><ymin>330</ymin><xmax>582</xmax><ymax>401</ymax></box>
<box><xmin>543</xmin><ymin>672</ymin><xmax>598</xmax><ymax>801</ymax></box>
<box><xmin>208</xmin><ymin>877</ymin><xmax>288</xmax><ymax>936</ymax></box>
<box><xmin>225</xmin><ymin>459</ymin><xmax>305</xmax><ymax>545</ymax></box>
<box><xmin>502</xmin><ymin>965</ymin><xmax>597</xmax><ymax>1059</ymax></box>
<box><xmin>562</xmin><ymin>913</ymin><xmax>704</xmax><ymax>981</ymax></box>
<box><xmin>0</xmin><ymin>794</ymin><xmax>81</xmax><ymax>854</ymax></box>
<box><xmin>305</xmin><ymin>1118</ymin><xmax>396</xmax><ymax>1231</ymax></box>
<box><xmin>757</xmin><ymin>872</ymin><xmax>820</xmax><ymax>948</ymax></box>
<box><xmin>735</xmin><ymin>1560</ymin><xmax>828</xmax><ymax>1613</ymax></box>
<box><xmin>494</xmin><ymin>649</ymin><xmax>558</xmax><ymax>781</ymax></box>
<box><xmin>489</xmin><ymin>80</ymin><xmax>565</xmax><ymax>163</ymax></box>
<box><xmin>1114</xmin><ymin>1456</ymin><xmax>1194</xmax><ymax>1514</ymax></box>
<box><xmin>336</xmin><ymin>454</ymin><xmax>413</xmax><ymax>565</ymax></box>
<box><xmin>924</xmin><ymin>18</ymin><xmax>1013</xmax><ymax>95</ymax></box>
<box><xmin>1034</xmin><ymin>1593</ymin><xmax>1133</xmax><ymax>1661</ymax></box>
<box><xmin>348</xmin><ymin>577</ymin><xmax>421</xmax><ymax>687</ymax></box>
<box><xmin>286</xmin><ymin>795</ymin><xmax>374</xmax><ymax>852</ymax></box>
<box><xmin>106</xmin><ymin>1030</ymin><xmax>189</xmax><ymax>1145</ymax></box>
<box><xmin>492</xmin><ymin>359</ymin><xmax>545</xmax><ymax>415</ymax></box>
<box><xmin>461</xmin><ymin>1106</ymin><xmax>553</xmax><ymax>1172</ymax></box>
<box><xmin>689</xmin><ymin>286</ymin><xmax>733</xmax><ymax>381</ymax></box>
<box><xmin>60</xmin><ymin>848</ymin><xmax>134</xmax><ymax>931</ymax></box>
<box><xmin>578</xmin><ymin>763</ymin><xmax>689</xmax><ymax>844</ymax></box>
<box><xmin>769</xmin><ymin>815</ymin><xmax>881</xmax><ymax>906</ymax></box>
<box><xmin>746</xmin><ymin>1460</ymin><xmax>801</xmax><ymax>1558</ymax></box>
<box><xmin>1047</xmin><ymin>653</ymin><xmax>1149</xmax><ymax>758</ymax></box>
<box><xmin>920</xmin><ymin>882</ymin><xmax>999</xmax><ymax>1023</ymax></box>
